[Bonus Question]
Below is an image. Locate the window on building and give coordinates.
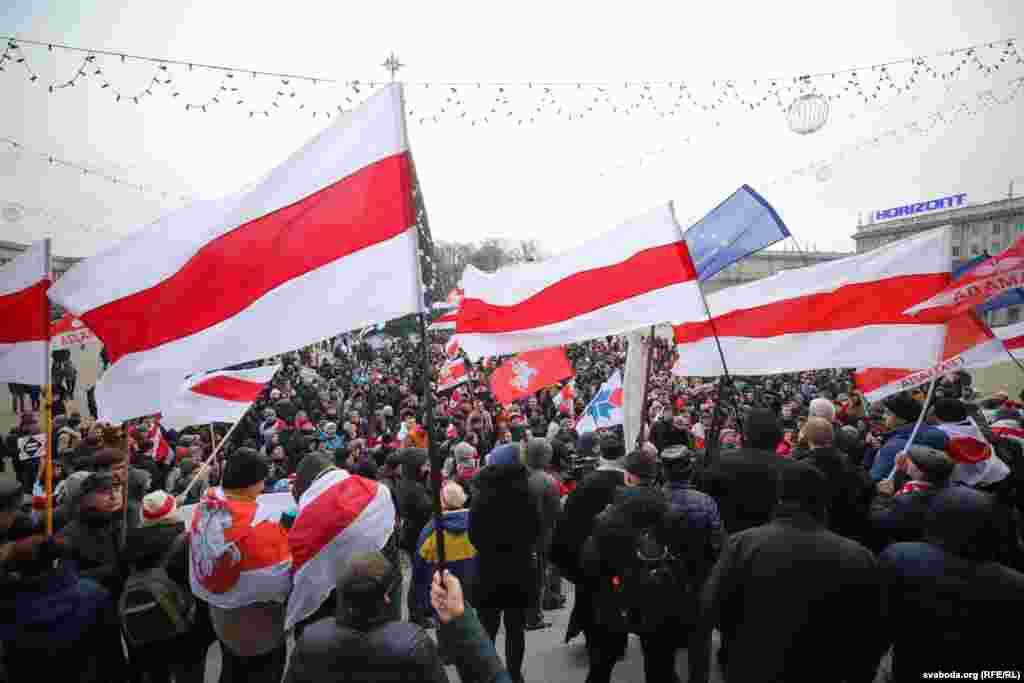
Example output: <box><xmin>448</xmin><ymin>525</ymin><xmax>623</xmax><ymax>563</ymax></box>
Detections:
<box><xmin>952</xmin><ymin>246</ymin><xmax>961</xmax><ymax>258</ymax></box>
<box><xmin>994</xmin><ymin>223</ymin><xmax>1003</xmax><ymax>235</ymax></box>
<box><xmin>1009</xmin><ymin>307</ymin><xmax>1021</xmax><ymax>324</ymax></box>
<box><xmin>971</xmin><ymin>245</ymin><xmax>981</xmax><ymax>256</ymax></box>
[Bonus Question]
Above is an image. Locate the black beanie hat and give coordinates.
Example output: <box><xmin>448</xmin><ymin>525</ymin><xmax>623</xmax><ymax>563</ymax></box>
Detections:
<box><xmin>884</xmin><ymin>393</ymin><xmax>922</xmax><ymax>424</ymax></box>
<box><xmin>933</xmin><ymin>398</ymin><xmax>968</xmax><ymax>424</ymax></box>
<box><xmin>222</xmin><ymin>448</ymin><xmax>269</xmax><ymax>490</ymax></box>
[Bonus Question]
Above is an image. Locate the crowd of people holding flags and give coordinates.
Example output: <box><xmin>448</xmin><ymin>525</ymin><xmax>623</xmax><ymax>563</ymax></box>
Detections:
<box><xmin>3</xmin><ymin>81</ymin><xmax>1024</xmax><ymax>682</ymax></box>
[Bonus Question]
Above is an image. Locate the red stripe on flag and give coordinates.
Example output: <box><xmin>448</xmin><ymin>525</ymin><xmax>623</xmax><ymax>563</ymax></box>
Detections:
<box><xmin>674</xmin><ymin>273</ymin><xmax>948</xmax><ymax>343</ymax></box>
<box><xmin>1004</xmin><ymin>335</ymin><xmax>1024</xmax><ymax>351</ymax></box>
<box><xmin>457</xmin><ymin>242</ymin><xmax>697</xmax><ymax>334</ymax></box>
<box><xmin>83</xmin><ymin>153</ymin><xmax>414</xmax><ymax>363</ymax></box>
<box><xmin>0</xmin><ymin>279</ymin><xmax>50</xmax><ymax>344</ymax></box>
<box><xmin>190</xmin><ymin>375</ymin><xmax>268</xmax><ymax>403</ymax></box>
<box><xmin>289</xmin><ymin>475</ymin><xmax>378</xmax><ymax>572</ymax></box>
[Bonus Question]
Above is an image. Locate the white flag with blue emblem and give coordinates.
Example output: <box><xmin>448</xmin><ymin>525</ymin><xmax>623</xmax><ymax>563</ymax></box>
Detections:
<box><xmin>575</xmin><ymin>370</ymin><xmax>624</xmax><ymax>434</ymax></box>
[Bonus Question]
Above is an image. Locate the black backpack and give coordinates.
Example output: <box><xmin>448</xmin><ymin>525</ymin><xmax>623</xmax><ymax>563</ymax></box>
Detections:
<box><xmin>119</xmin><ymin>532</ymin><xmax>195</xmax><ymax>646</ymax></box>
<box><xmin>589</xmin><ymin>519</ymin><xmax>699</xmax><ymax>634</ymax></box>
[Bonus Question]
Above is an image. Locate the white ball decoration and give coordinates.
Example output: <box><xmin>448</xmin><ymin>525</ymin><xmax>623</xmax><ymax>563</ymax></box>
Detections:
<box><xmin>2</xmin><ymin>202</ymin><xmax>24</xmax><ymax>223</ymax></box>
<box><xmin>787</xmin><ymin>92</ymin><xmax>830</xmax><ymax>135</ymax></box>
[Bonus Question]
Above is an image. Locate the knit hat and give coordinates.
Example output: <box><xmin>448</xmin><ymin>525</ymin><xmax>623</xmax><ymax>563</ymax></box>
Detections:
<box><xmin>905</xmin><ymin>445</ymin><xmax>955</xmax><ymax>483</ymax></box>
<box><xmin>623</xmin><ymin>449</ymin><xmax>659</xmax><ymax>481</ymax></box>
<box><xmin>884</xmin><ymin>393</ymin><xmax>922</xmax><ymax>423</ymax></box>
<box><xmin>141</xmin><ymin>490</ymin><xmax>180</xmax><ymax>526</ymax></box>
<box><xmin>222</xmin><ymin>448</ymin><xmax>269</xmax><ymax>490</ymax></box>
<box><xmin>777</xmin><ymin>460</ymin><xmax>827</xmax><ymax>509</ymax></box>
<box><xmin>933</xmin><ymin>398</ymin><xmax>968</xmax><ymax>424</ymax></box>
<box><xmin>324</xmin><ymin>422</ymin><xmax>338</xmax><ymax>436</ymax></box>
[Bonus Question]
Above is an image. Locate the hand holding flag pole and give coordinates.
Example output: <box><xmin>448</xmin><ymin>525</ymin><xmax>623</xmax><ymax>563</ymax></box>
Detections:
<box><xmin>177</xmin><ymin>413</ymin><xmax>247</xmax><ymax>504</ymax></box>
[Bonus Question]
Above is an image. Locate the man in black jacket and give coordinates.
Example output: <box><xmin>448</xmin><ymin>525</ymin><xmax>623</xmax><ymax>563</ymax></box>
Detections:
<box><xmin>690</xmin><ymin>461</ymin><xmax>886</xmax><ymax>683</ymax></box>
<box><xmin>549</xmin><ymin>433</ymin><xmax>627</xmax><ymax>648</ymax></box>
<box><xmin>698</xmin><ymin>409</ymin><xmax>794</xmax><ymax>534</ymax></box>
<box><xmin>394</xmin><ymin>448</ymin><xmax>434</xmax><ymax>626</ymax></box>
<box><xmin>287</xmin><ymin>550</ymin><xmax>449</xmax><ymax>683</ymax></box>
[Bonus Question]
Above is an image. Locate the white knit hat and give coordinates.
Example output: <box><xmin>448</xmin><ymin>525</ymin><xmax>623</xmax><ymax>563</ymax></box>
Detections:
<box><xmin>141</xmin><ymin>490</ymin><xmax>180</xmax><ymax>526</ymax></box>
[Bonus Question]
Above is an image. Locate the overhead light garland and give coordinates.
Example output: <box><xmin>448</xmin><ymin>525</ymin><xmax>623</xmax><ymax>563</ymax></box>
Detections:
<box><xmin>0</xmin><ymin>136</ymin><xmax>196</xmax><ymax>202</ymax></box>
<box><xmin>1</xmin><ymin>35</ymin><xmax>1021</xmax><ymax>126</ymax></box>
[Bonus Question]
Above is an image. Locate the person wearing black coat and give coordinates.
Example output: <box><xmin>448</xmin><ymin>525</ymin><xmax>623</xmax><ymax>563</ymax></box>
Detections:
<box><xmin>879</xmin><ymin>486</ymin><xmax>1024</xmax><ymax>678</ymax></box>
<box><xmin>868</xmin><ymin>446</ymin><xmax>955</xmax><ymax>553</ymax></box>
<box><xmin>394</xmin><ymin>449</ymin><xmax>434</xmax><ymax>625</ymax></box>
<box><xmin>287</xmin><ymin>550</ymin><xmax>449</xmax><ymax>683</ymax></box>
<box><xmin>469</xmin><ymin>461</ymin><xmax>543</xmax><ymax>683</ymax></box>
<box><xmin>120</xmin><ymin>491</ymin><xmax>216</xmax><ymax>683</ymax></box>
<box><xmin>697</xmin><ymin>409</ymin><xmax>795</xmax><ymax>534</ymax></box>
<box><xmin>690</xmin><ymin>461</ymin><xmax>886</xmax><ymax>683</ymax></box>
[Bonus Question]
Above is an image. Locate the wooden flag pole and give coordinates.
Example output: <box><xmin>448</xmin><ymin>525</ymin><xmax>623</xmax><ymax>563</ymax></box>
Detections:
<box><xmin>635</xmin><ymin>325</ymin><xmax>656</xmax><ymax>449</ymax></box>
<box><xmin>42</xmin><ymin>238</ymin><xmax>54</xmax><ymax>537</ymax></box>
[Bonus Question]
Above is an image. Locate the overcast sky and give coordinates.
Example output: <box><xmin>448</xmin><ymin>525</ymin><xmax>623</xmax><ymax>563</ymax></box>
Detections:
<box><xmin>1</xmin><ymin>1</ymin><xmax>1022</xmax><ymax>258</ymax></box>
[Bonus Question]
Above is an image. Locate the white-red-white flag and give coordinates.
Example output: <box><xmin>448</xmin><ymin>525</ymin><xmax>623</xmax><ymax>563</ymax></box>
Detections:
<box><xmin>438</xmin><ymin>357</ymin><xmax>469</xmax><ymax>392</ymax></box>
<box><xmin>672</xmin><ymin>228</ymin><xmax>952</xmax><ymax>376</ymax></box>
<box><xmin>996</xmin><ymin>320</ymin><xmax>1024</xmax><ymax>353</ymax></box>
<box><xmin>159</xmin><ymin>365</ymin><xmax>281</xmax><ymax>430</ymax></box>
<box><xmin>49</xmin><ymin>84</ymin><xmax>421</xmax><ymax>423</ymax></box>
<box><xmin>455</xmin><ymin>203</ymin><xmax>704</xmax><ymax>359</ymax></box>
<box><xmin>936</xmin><ymin>419</ymin><xmax>1010</xmax><ymax>488</ymax></box>
<box><xmin>429</xmin><ymin>307</ymin><xmax>459</xmax><ymax>332</ymax></box>
<box><xmin>854</xmin><ymin>313</ymin><xmax>1008</xmax><ymax>403</ymax></box>
<box><xmin>0</xmin><ymin>240</ymin><xmax>50</xmax><ymax>385</ymax></box>
<box><xmin>285</xmin><ymin>469</ymin><xmax>395</xmax><ymax>631</ymax></box>
<box><xmin>555</xmin><ymin>380</ymin><xmax>576</xmax><ymax>416</ymax></box>
<box><xmin>144</xmin><ymin>415</ymin><xmax>173</xmax><ymax>465</ymax></box>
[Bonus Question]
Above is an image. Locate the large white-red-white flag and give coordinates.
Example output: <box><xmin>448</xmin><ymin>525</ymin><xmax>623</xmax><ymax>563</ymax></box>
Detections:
<box><xmin>0</xmin><ymin>240</ymin><xmax>50</xmax><ymax>385</ymax></box>
<box><xmin>49</xmin><ymin>84</ymin><xmax>421</xmax><ymax>423</ymax></box>
<box><xmin>285</xmin><ymin>468</ymin><xmax>395</xmax><ymax>631</ymax></box>
<box><xmin>672</xmin><ymin>228</ymin><xmax>953</xmax><ymax>376</ymax></box>
<box><xmin>159</xmin><ymin>365</ymin><xmax>281</xmax><ymax>430</ymax></box>
<box><xmin>996</xmin><ymin>319</ymin><xmax>1024</xmax><ymax>353</ymax></box>
<box><xmin>455</xmin><ymin>203</ymin><xmax>705</xmax><ymax>359</ymax></box>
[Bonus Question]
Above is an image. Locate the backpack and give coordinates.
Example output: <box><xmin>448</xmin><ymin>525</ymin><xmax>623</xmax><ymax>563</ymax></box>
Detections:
<box><xmin>590</xmin><ymin>521</ymin><xmax>699</xmax><ymax>634</ymax></box>
<box><xmin>118</xmin><ymin>532</ymin><xmax>195</xmax><ymax>647</ymax></box>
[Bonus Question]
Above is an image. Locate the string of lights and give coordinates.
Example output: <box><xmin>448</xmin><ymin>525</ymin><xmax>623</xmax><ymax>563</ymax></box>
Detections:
<box><xmin>0</xmin><ymin>136</ymin><xmax>195</xmax><ymax>201</ymax></box>
<box><xmin>1</xmin><ymin>35</ymin><xmax>1021</xmax><ymax>126</ymax></box>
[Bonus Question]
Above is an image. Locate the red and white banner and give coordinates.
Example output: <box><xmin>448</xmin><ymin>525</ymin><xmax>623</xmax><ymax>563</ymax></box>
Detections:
<box><xmin>555</xmin><ymin>380</ymin><xmax>576</xmax><ymax>416</ymax></box>
<box><xmin>855</xmin><ymin>313</ymin><xmax>1010</xmax><ymax>402</ymax></box>
<box><xmin>50</xmin><ymin>84</ymin><xmax>421</xmax><ymax>423</ymax></box>
<box><xmin>455</xmin><ymin>203</ymin><xmax>704</xmax><ymax>359</ymax></box>
<box><xmin>905</xmin><ymin>235</ymin><xmax>1024</xmax><ymax>320</ymax></box>
<box><xmin>429</xmin><ymin>307</ymin><xmax>459</xmax><ymax>332</ymax></box>
<box><xmin>0</xmin><ymin>240</ymin><xmax>50</xmax><ymax>385</ymax></box>
<box><xmin>50</xmin><ymin>313</ymin><xmax>98</xmax><ymax>349</ymax></box>
<box><xmin>490</xmin><ymin>347</ymin><xmax>574</xmax><ymax>406</ymax></box>
<box><xmin>144</xmin><ymin>415</ymin><xmax>173</xmax><ymax>465</ymax></box>
<box><xmin>672</xmin><ymin>228</ymin><xmax>952</xmax><ymax>376</ymax></box>
<box><xmin>445</xmin><ymin>337</ymin><xmax>461</xmax><ymax>358</ymax></box>
<box><xmin>438</xmin><ymin>357</ymin><xmax>469</xmax><ymax>392</ymax></box>
<box><xmin>160</xmin><ymin>365</ymin><xmax>281</xmax><ymax>430</ymax></box>
<box><xmin>189</xmin><ymin>487</ymin><xmax>293</xmax><ymax>610</ymax></box>
<box><xmin>285</xmin><ymin>468</ymin><xmax>395</xmax><ymax>630</ymax></box>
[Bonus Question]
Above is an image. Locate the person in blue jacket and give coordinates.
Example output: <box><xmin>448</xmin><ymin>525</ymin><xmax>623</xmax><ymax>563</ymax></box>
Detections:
<box><xmin>412</xmin><ymin>480</ymin><xmax>478</xmax><ymax>624</ymax></box>
<box><xmin>870</xmin><ymin>393</ymin><xmax>949</xmax><ymax>483</ymax></box>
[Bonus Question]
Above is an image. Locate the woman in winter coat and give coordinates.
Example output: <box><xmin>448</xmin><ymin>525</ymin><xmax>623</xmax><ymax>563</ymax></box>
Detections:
<box><xmin>469</xmin><ymin>461</ymin><xmax>542</xmax><ymax>683</ymax></box>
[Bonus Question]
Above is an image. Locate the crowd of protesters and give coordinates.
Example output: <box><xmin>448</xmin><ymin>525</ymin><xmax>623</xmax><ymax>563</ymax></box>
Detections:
<box><xmin>2</xmin><ymin>329</ymin><xmax>1024</xmax><ymax>682</ymax></box>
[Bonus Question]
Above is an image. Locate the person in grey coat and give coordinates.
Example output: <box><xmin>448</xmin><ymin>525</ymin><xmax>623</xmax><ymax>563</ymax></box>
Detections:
<box><xmin>521</xmin><ymin>438</ymin><xmax>562</xmax><ymax>628</ymax></box>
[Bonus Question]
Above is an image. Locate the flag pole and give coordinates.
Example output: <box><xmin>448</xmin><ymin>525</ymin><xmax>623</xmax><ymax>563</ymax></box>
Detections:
<box><xmin>177</xmin><ymin>413</ymin><xmax>246</xmax><ymax>503</ymax></box>
<box><xmin>886</xmin><ymin>377</ymin><xmax>938</xmax><ymax>481</ymax></box>
<box><xmin>635</xmin><ymin>325</ymin><xmax>656</xmax><ymax>449</ymax></box>
<box><xmin>402</xmin><ymin>79</ymin><xmax>446</xmax><ymax>569</ymax></box>
<box><xmin>42</xmin><ymin>238</ymin><xmax>54</xmax><ymax>537</ymax></box>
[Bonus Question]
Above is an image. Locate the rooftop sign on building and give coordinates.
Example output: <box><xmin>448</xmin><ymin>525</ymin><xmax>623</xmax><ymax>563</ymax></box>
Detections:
<box><xmin>874</xmin><ymin>193</ymin><xmax>967</xmax><ymax>223</ymax></box>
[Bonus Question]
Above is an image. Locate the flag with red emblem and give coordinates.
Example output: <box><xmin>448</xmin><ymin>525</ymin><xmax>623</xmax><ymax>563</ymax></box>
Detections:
<box><xmin>489</xmin><ymin>347</ymin><xmax>573</xmax><ymax>406</ymax></box>
<box><xmin>575</xmin><ymin>370</ymin><xmax>623</xmax><ymax>434</ymax></box>
<box><xmin>438</xmin><ymin>358</ymin><xmax>469</xmax><ymax>392</ymax></box>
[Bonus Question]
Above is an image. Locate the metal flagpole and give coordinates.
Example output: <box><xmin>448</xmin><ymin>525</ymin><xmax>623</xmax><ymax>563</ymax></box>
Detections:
<box><xmin>42</xmin><ymin>238</ymin><xmax>54</xmax><ymax>536</ymax></box>
<box><xmin>885</xmin><ymin>377</ymin><xmax>938</xmax><ymax>482</ymax></box>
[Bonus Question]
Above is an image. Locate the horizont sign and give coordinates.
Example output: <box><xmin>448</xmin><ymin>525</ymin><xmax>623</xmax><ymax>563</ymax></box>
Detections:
<box><xmin>875</xmin><ymin>193</ymin><xmax>967</xmax><ymax>222</ymax></box>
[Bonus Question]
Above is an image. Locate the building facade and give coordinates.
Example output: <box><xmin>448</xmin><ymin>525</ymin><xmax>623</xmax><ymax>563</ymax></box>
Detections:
<box><xmin>702</xmin><ymin>247</ymin><xmax>852</xmax><ymax>293</ymax></box>
<box><xmin>0</xmin><ymin>239</ymin><xmax>81</xmax><ymax>279</ymax></box>
<box><xmin>853</xmin><ymin>195</ymin><xmax>1024</xmax><ymax>327</ymax></box>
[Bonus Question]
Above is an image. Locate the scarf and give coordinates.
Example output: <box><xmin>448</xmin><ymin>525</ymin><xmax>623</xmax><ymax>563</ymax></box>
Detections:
<box><xmin>898</xmin><ymin>480</ymin><xmax>932</xmax><ymax>496</ymax></box>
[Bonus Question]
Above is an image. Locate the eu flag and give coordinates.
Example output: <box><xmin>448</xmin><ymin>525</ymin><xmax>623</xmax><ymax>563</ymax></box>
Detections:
<box><xmin>684</xmin><ymin>185</ymin><xmax>791</xmax><ymax>281</ymax></box>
